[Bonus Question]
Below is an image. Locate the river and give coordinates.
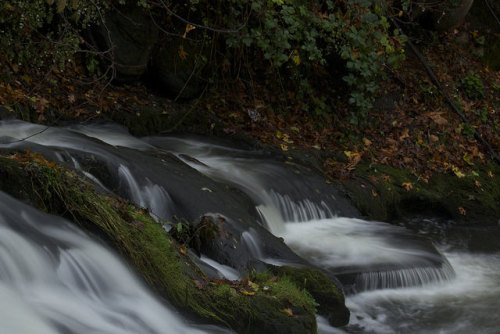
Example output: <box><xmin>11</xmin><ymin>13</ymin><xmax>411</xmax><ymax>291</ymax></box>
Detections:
<box><xmin>0</xmin><ymin>120</ymin><xmax>498</xmax><ymax>334</ymax></box>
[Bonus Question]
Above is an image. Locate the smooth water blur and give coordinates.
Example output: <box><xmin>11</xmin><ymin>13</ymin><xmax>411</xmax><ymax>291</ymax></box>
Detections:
<box><xmin>342</xmin><ymin>251</ymin><xmax>500</xmax><ymax>334</ymax></box>
<box><xmin>1</xmin><ymin>120</ymin><xmax>498</xmax><ymax>334</ymax></box>
<box><xmin>0</xmin><ymin>191</ymin><xmax>227</xmax><ymax>334</ymax></box>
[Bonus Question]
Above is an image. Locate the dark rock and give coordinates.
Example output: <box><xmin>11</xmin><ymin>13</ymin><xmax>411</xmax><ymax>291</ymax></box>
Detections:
<box><xmin>91</xmin><ymin>6</ymin><xmax>159</xmax><ymax>82</ymax></box>
<box><xmin>0</xmin><ymin>105</ymin><xmax>15</xmax><ymax>120</ymax></box>
<box><xmin>268</xmin><ymin>265</ymin><xmax>350</xmax><ymax>327</ymax></box>
<box><xmin>150</xmin><ymin>36</ymin><xmax>208</xmax><ymax>100</ymax></box>
<box><xmin>433</xmin><ymin>0</ymin><xmax>474</xmax><ymax>30</ymax></box>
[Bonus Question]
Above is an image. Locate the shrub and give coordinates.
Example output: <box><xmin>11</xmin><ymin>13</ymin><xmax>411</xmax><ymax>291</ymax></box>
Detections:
<box><xmin>461</xmin><ymin>72</ymin><xmax>485</xmax><ymax>100</ymax></box>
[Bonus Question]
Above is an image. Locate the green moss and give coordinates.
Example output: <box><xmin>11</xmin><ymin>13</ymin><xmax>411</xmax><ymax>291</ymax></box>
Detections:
<box><xmin>346</xmin><ymin>162</ymin><xmax>500</xmax><ymax>225</ymax></box>
<box><xmin>267</xmin><ymin>266</ymin><xmax>350</xmax><ymax>327</ymax></box>
<box><xmin>0</xmin><ymin>154</ymin><xmax>319</xmax><ymax>333</ymax></box>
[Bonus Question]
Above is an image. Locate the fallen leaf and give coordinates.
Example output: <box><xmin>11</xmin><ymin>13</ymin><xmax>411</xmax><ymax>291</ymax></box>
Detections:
<box><xmin>179</xmin><ymin>246</ymin><xmax>187</xmax><ymax>255</ymax></box>
<box><xmin>427</xmin><ymin>112</ymin><xmax>448</xmax><ymax>126</ymax></box>
<box><xmin>194</xmin><ymin>280</ymin><xmax>205</xmax><ymax>290</ymax></box>
<box><xmin>430</xmin><ymin>134</ymin><xmax>439</xmax><ymax>142</ymax></box>
<box><xmin>488</xmin><ymin>171</ymin><xmax>494</xmax><ymax>178</ymax></box>
<box><xmin>344</xmin><ymin>151</ymin><xmax>359</xmax><ymax>158</ymax></box>
<box><xmin>371</xmin><ymin>189</ymin><xmax>378</xmax><ymax>197</ymax></box>
<box><xmin>248</xmin><ymin>281</ymin><xmax>259</xmax><ymax>291</ymax></box>
<box><xmin>363</xmin><ymin>137</ymin><xmax>372</xmax><ymax>146</ymax></box>
<box><xmin>474</xmin><ymin>180</ymin><xmax>482</xmax><ymax>188</ymax></box>
<box><xmin>281</xmin><ymin>308</ymin><xmax>295</xmax><ymax>317</ymax></box>
<box><xmin>399</xmin><ymin>129</ymin><xmax>410</xmax><ymax>141</ymax></box>
<box><xmin>401</xmin><ymin>182</ymin><xmax>413</xmax><ymax>191</ymax></box>
<box><xmin>240</xmin><ymin>290</ymin><xmax>255</xmax><ymax>296</ymax></box>
<box><xmin>458</xmin><ymin>207</ymin><xmax>467</xmax><ymax>215</ymax></box>
<box><xmin>452</xmin><ymin>166</ymin><xmax>465</xmax><ymax>178</ymax></box>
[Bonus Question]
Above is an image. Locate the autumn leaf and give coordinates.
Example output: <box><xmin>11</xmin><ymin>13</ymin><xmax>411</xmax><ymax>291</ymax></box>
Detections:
<box><xmin>427</xmin><ymin>112</ymin><xmax>448</xmax><ymax>126</ymax></box>
<box><xmin>463</xmin><ymin>154</ymin><xmax>474</xmax><ymax>166</ymax></box>
<box><xmin>240</xmin><ymin>290</ymin><xmax>255</xmax><ymax>296</ymax></box>
<box><xmin>363</xmin><ymin>137</ymin><xmax>372</xmax><ymax>146</ymax></box>
<box><xmin>346</xmin><ymin>154</ymin><xmax>361</xmax><ymax>171</ymax></box>
<box><xmin>194</xmin><ymin>280</ymin><xmax>206</xmax><ymax>290</ymax></box>
<box><xmin>488</xmin><ymin>171</ymin><xmax>494</xmax><ymax>178</ymax></box>
<box><xmin>179</xmin><ymin>245</ymin><xmax>187</xmax><ymax>255</ymax></box>
<box><xmin>280</xmin><ymin>143</ymin><xmax>288</xmax><ymax>151</ymax></box>
<box><xmin>281</xmin><ymin>308</ymin><xmax>295</xmax><ymax>317</ymax></box>
<box><xmin>451</xmin><ymin>166</ymin><xmax>465</xmax><ymax>178</ymax></box>
<box><xmin>399</xmin><ymin>128</ymin><xmax>409</xmax><ymax>141</ymax></box>
<box><xmin>474</xmin><ymin>180</ymin><xmax>482</xmax><ymax>188</ymax></box>
<box><xmin>371</xmin><ymin>189</ymin><xmax>378</xmax><ymax>197</ymax></box>
<box><xmin>248</xmin><ymin>281</ymin><xmax>260</xmax><ymax>291</ymax></box>
<box><xmin>458</xmin><ymin>206</ymin><xmax>467</xmax><ymax>215</ymax></box>
<box><xmin>178</xmin><ymin>45</ymin><xmax>188</xmax><ymax>60</ymax></box>
<box><xmin>401</xmin><ymin>182</ymin><xmax>413</xmax><ymax>191</ymax></box>
<box><xmin>182</xmin><ymin>24</ymin><xmax>196</xmax><ymax>38</ymax></box>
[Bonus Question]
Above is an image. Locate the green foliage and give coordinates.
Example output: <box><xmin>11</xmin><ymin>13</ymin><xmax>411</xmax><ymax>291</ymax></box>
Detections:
<box><xmin>461</xmin><ymin>72</ymin><xmax>485</xmax><ymax>100</ymax></box>
<box><xmin>1</xmin><ymin>0</ymin><xmax>407</xmax><ymax>123</ymax></box>
<box><xmin>183</xmin><ymin>0</ymin><xmax>406</xmax><ymax>123</ymax></box>
<box><xmin>0</xmin><ymin>1</ymin><xmax>108</xmax><ymax>69</ymax></box>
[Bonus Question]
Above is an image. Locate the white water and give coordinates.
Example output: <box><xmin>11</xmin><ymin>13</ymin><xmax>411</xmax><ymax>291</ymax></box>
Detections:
<box><xmin>342</xmin><ymin>251</ymin><xmax>500</xmax><ymax>334</ymax></box>
<box><xmin>0</xmin><ymin>192</ymin><xmax>225</xmax><ymax>334</ymax></box>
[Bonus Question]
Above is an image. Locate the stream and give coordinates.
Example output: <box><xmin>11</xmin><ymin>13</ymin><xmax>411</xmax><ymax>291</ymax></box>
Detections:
<box><xmin>0</xmin><ymin>120</ymin><xmax>499</xmax><ymax>334</ymax></box>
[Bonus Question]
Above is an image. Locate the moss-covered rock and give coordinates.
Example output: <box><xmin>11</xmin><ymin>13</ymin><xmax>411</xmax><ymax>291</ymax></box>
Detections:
<box><xmin>268</xmin><ymin>265</ymin><xmax>350</xmax><ymax>327</ymax></box>
<box><xmin>0</xmin><ymin>153</ymin><xmax>318</xmax><ymax>334</ymax></box>
<box><xmin>344</xmin><ymin>162</ymin><xmax>500</xmax><ymax>226</ymax></box>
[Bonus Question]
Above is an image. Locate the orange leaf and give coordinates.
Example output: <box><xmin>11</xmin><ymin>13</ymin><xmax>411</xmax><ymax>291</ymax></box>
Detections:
<box><xmin>178</xmin><ymin>45</ymin><xmax>188</xmax><ymax>60</ymax></box>
<box><xmin>401</xmin><ymin>182</ymin><xmax>413</xmax><ymax>191</ymax></box>
<box><xmin>182</xmin><ymin>24</ymin><xmax>196</xmax><ymax>38</ymax></box>
<box><xmin>427</xmin><ymin>112</ymin><xmax>448</xmax><ymax>126</ymax></box>
<box><xmin>179</xmin><ymin>245</ymin><xmax>187</xmax><ymax>255</ymax></box>
<box><xmin>458</xmin><ymin>207</ymin><xmax>467</xmax><ymax>215</ymax></box>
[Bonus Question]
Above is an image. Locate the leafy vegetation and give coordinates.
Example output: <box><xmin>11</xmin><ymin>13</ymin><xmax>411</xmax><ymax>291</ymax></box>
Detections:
<box><xmin>0</xmin><ymin>0</ymin><xmax>408</xmax><ymax>123</ymax></box>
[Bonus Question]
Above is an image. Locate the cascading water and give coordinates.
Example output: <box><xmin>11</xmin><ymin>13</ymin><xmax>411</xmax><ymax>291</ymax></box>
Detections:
<box><xmin>1</xmin><ymin>120</ymin><xmax>499</xmax><ymax>334</ymax></box>
<box><xmin>0</xmin><ymin>191</ymin><xmax>228</xmax><ymax>334</ymax></box>
<box><xmin>143</xmin><ymin>135</ymin><xmax>455</xmax><ymax>292</ymax></box>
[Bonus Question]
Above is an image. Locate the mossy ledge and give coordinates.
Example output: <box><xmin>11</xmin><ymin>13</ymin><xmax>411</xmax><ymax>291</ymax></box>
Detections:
<box><xmin>343</xmin><ymin>162</ymin><xmax>500</xmax><ymax>226</ymax></box>
<box><xmin>0</xmin><ymin>152</ymin><xmax>318</xmax><ymax>334</ymax></box>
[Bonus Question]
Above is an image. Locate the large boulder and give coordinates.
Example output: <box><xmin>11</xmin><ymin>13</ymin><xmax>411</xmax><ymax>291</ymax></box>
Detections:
<box><xmin>413</xmin><ymin>0</ymin><xmax>474</xmax><ymax>30</ymax></box>
<box><xmin>468</xmin><ymin>0</ymin><xmax>500</xmax><ymax>70</ymax></box>
<box><xmin>433</xmin><ymin>0</ymin><xmax>474</xmax><ymax>30</ymax></box>
<box><xmin>91</xmin><ymin>6</ymin><xmax>159</xmax><ymax>82</ymax></box>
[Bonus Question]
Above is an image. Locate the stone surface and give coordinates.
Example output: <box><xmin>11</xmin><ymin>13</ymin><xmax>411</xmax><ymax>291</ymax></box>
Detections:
<box><xmin>91</xmin><ymin>6</ymin><xmax>159</xmax><ymax>82</ymax></box>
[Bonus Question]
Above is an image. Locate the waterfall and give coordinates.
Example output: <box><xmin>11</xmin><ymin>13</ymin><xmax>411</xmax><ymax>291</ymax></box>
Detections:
<box><xmin>2</xmin><ymin>120</ymin><xmax>480</xmax><ymax>333</ymax></box>
<box><xmin>0</xmin><ymin>191</ymin><xmax>226</xmax><ymax>334</ymax></box>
